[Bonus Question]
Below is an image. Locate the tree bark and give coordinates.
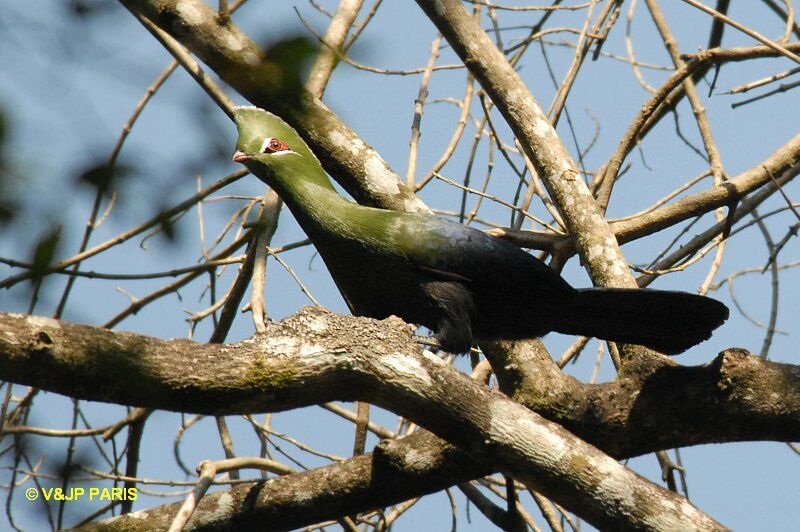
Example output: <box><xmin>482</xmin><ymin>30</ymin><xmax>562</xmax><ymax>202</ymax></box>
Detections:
<box><xmin>0</xmin><ymin>309</ymin><xmax>736</xmax><ymax>530</ymax></box>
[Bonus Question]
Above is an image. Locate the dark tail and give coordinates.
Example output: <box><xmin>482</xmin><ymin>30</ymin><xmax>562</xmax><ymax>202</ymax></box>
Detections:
<box><xmin>554</xmin><ymin>288</ymin><xmax>729</xmax><ymax>354</ymax></box>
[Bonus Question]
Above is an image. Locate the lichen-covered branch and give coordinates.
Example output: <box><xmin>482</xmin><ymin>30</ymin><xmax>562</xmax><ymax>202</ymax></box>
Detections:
<box><xmin>415</xmin><ymin>0</ymin><xmax>636</xmax><ymax>290</ymax></box>
<box><xmin>0</xmin><ymin>310</ymin><xmax>726</xmax><ymax>530</ymax></box>
<box><xmin>77</xmin><ymin>431</ymin><xmax>488</xmax><ymax>531</ymax></box>
<box><xmin>118</xmin><ymin>0</ymin><xmax>428</xmax><ymax>214</ymax></box>
<box><xmin>480</xmin><ymin>339</ymin><xmax>800</xmax><ymax>458</ymax></box>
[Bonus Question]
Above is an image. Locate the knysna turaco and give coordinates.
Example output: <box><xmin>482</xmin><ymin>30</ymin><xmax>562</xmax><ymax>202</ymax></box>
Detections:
<box><xmin>231</xmin><ymin>106</ymin><xmax>728</xmax><ymax>354</ymax></box>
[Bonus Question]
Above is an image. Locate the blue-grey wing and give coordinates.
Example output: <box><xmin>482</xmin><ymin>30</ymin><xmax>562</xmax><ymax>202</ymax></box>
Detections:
<box><xmin>394</xmin><ymin>214</ymin><xmax>572</xmax><ymax>295</ymax></box>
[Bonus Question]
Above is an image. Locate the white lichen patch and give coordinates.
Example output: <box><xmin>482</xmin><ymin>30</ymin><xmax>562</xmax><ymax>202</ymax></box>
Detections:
<box><xmin>244</xmin><ymin>50</ymin><xmax>260</xmax><ymax>66</ymax></box>
<box><xmin>214</xmin><ymin>492</ymin><xmax>234</xmax><ymax>514</ymax></box>
<box><xmin>127</xmin><ymin>510</ymin><xmax>150</xmax><ymax>520</ymax></box>
<box><xmin>402</xmin><ymin>446</ymin><xmax>428</xmax><ymax>466</ymax></box>
<box><xmin>262</xmin><ymin>336</ymin><xmax>301</xmax><ymax>356</ymax></box>
<box><xmin>188</xmin><ymin>491</ymin><xmax>236</xmax><ymax>527</ymax></box>
<box><xmin>595</xmin><ymin>457</ymin><xmax>636</xmax><ymax>506</ymax></box>
<box><xmin>489</xmin><ymin>402</ymin><xmax>568</xmax><ymax>462</ymax></box>
<box><xmin>26</xmin><ymin>315</ymin><xmax>61</xmax><ymax>329</ymax></box>
<box><xmin>102</xmin><ymin>509</ymin><xmax>149</xmax><ymax>522</ymax></box>
<box><xmin>297</xmin><ymin>341</ymin><xmax>326</xmax><ymax>358</ymax></box>
<box><xmin>328</xmin><ymin>128</ymin><xmax>364</xmax><ymax>157</ymax></box>
<box><xmin>262</xmin><ymin>333</ymin><xmax>328</xmax><ymax>360</ymax></box>
<box><xmin>380</xmin><ymin>353</ymin><xmax>433</xmax><ymax>386</ymax></box>
<box><xmin>421</xmin><ymin>349</ymin><xmax>446</xmax><ymax>365</ymax></box>
<box><xmin>176</xmin><ymin>1</ymin><xmax>204</xmax><ymax>25</ymax></box>
<box><xmin>642</xmin><ymin>501</ymin><xmax>698</xmax><ymax>532</ymax></box>
<box><xmin>303</xmin><ymin>315</ymin><xmax>329</xmax><ymax>334</ymax></box>
<box><xmin>224</xmin><ymin>32</ymin><xmax>246</xmax><ymax>52</ymax></box>
<box><xmin>532</xmin><ymin>117</ymin><xmax>555</xmax><ymax>139</ymax></box>
<box><xmin>365</xmin><ymin>156</ymin><xmax>400</xmax><ymax>196</ymax></box>
<box><xmin>587</xmin><ymin>244</ymin><xmax>605</xmax><ymax>262</ymax></box>
<box><xmin>281</xmin><ymin>490</ymin><xmax>308</xmax><ymax>505</ymax></box>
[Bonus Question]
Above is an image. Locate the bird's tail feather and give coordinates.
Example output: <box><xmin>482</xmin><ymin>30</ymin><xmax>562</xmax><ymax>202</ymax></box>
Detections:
<box><xmin>554</xmin><ymin>288</ymin><xmax>729</xmax><ymax>354</ymax></box>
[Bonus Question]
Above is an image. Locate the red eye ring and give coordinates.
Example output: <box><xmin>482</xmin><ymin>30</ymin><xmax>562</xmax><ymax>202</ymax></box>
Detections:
<box><xmin>263</xmin><ymin>138</ymin><xmax>289</xmax><ymax>154</ymax></box>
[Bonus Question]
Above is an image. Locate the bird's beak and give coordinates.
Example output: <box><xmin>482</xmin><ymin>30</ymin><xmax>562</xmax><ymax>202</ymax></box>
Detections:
<box><xmin>232</xmin><ymin>151</ymin><xmax>252</xmax><ymax>163</ymax></box>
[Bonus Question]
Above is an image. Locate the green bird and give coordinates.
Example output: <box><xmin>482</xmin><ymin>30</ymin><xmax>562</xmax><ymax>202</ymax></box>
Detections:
<box><xmin>231</xmin><ymin>106</ymin><xmax>728</xmax><ymax>354</ymax></box>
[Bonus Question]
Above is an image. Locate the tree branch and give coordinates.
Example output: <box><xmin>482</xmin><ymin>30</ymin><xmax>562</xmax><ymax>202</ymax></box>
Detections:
<box><xmin>490</xmin><ymin>136</ymin><xmax>800</xmax><ymax>251</ymax></box>
<box><xmin>117</xmin><ymin>0</ymin><xmax>428</xmax><ymax>214</ymax></box>
<box><xmin>305</xmin><ymin>0</ymin><xmax>365</xmax><ymax>99</ymax></box>
<box><xmin>480</xmin><ymin>339</ymin><xmax>800</xmax><ymax>457</ymax></box>
<box><xmin>415</xmin><ymin>0</ymin><xmax>635</xmax><ymax>289</ymax></box>
<box><xmin>77</xmin><ymin>431</ymin><xmax>487</xmax><ymax>531</ymax></box>
<box><xmin>0</xmin><ymin>310</ymin><xmax>728</xmax><ymax>530</ymax></box>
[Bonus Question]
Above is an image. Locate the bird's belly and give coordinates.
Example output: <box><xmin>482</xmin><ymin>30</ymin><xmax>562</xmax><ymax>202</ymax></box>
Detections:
<box><xmin>340</xmin><ymin>271</ymin><xmax>438</xmax><ymax>326</ymax></box>
<box><xmin>321</xmin><ymin>254</ymin><xmax>440</xmax><ymax>330</ymax></box>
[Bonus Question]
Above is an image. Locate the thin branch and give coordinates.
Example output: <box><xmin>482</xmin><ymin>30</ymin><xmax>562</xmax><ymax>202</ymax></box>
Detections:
<box><xmin>679</xmin><ymin>0</ymin><xmax>800</xmax><ymax>65</ymax></box>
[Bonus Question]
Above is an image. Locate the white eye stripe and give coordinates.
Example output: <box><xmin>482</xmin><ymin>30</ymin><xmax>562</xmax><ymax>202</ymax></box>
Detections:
<box><xmin>260</xmin><ymin>136</ymin><xmax>294</xmax><ymax>155</ymax></box>
<box><xmin>260</xmin><ymin>137</ymin><xmax>275</xmax><ymax>152</ymax></box>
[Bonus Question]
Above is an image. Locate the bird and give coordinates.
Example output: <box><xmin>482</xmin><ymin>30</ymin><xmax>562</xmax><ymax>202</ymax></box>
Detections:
<box><xmin>231</xmin><ymin>106</ymin><xmax>728</xmax><ymax>355</ymax></box>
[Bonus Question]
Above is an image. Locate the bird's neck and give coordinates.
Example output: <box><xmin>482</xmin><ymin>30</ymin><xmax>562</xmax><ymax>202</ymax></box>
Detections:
<box><xmin>263</xmin><ymin>165</ymin><xmax>361</xmax><ymax>242</ymax></box>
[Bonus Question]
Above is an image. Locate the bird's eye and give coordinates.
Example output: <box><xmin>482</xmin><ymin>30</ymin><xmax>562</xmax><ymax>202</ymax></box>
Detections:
<box><xmin>262</xmin><ymin>138</ymin><xmax>289</xmax><ymax>154</ymax></box>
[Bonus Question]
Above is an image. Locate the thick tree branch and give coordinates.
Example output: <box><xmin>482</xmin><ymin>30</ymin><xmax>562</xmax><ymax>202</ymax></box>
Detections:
<box><xmin>78</xmin><ymin>431</ymin><xmax>487</xmax><ymax>531</ymax></box>
<box><xmin>480</xmin><ymin>339</ymin><xmax>800</xmax><ymax>457</ymax></box>
<box><xmin>3</xmin><ymin>311</ymin><xmax>796</xmax><ymax>455</ymax></box>
<box><xmin>118</xmin><ymin>0</ymin><xmax>428</xmax><ymax>214</ymax></box>
<box><xmin>415</xmin><ymin>0</ymin><xmax>635</xmax><ymax>289</ymax></box>
<box><xmin>78</xmin><ymin>327</ymin><xmax>800</xmax><ymax>532</ymax></box>
<box><xmin>0</xmin><ymin>310</ymin><xmax>726</xmax><ymax>530</ymax></box>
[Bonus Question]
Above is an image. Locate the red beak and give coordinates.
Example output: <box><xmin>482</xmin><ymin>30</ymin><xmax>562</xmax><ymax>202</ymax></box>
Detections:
<box><xmin>232</xmin><ymin>151</ymin><xmax>251</xmax><ymax>163</ymax></box>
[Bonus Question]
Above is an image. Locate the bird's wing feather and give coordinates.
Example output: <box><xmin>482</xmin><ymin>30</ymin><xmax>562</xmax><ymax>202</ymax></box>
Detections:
<box><xmin>390</xmin><ymin>214</ymin><xmax>572</xmax><ymax>294</ymax></box>
<box><xmin>410</xmin><ymin>264</ymin><xmax>473</xmax><ymax>284</ymax></box>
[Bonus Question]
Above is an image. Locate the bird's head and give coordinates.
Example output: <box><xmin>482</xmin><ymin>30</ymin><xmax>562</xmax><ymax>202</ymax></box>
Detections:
<box><xmin>231</xmin><ymin>106</ymin><xmax>318</xmax><ymax>174</ymax></box>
